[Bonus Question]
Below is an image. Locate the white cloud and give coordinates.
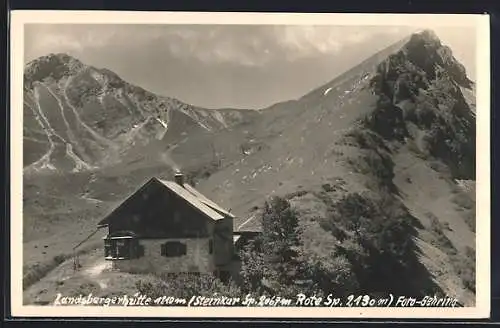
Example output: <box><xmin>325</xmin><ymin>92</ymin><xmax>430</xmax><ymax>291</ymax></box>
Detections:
<box><xmin>276</xmin><ymin>26</ymin><xmax>345</xmax><ymax>59</ymax></box>
<box><xmin>39</xmin><ymin>34</ymin><xmax>84</xmax><ymax>52</ymax></box>
<box><xmin>25</xmin><ymin>24</ymin><xmax>118</xmax><ymax>62</ymax></box>
<box><xmin>24</xmin><ymin>24</ymin><xmax>415</xmax><ymax>66</ymax></box>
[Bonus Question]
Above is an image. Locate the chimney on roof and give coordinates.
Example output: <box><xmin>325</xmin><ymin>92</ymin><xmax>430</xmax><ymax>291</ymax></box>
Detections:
<box><xmin>174</xmin><ymin>171</ymin><xmax>184</xmax><ymax>186</ymax></box>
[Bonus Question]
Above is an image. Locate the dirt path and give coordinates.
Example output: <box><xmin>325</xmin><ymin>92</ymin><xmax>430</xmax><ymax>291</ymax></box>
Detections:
<box><xmin>83</xmin><ymin>257</ymin><xmax>112</xmax><ymax>289</ymax></box>
<box><xmin>23</xmin><ymin>249</ymin><xmax>112</xmax><ymax>305</ymax></box>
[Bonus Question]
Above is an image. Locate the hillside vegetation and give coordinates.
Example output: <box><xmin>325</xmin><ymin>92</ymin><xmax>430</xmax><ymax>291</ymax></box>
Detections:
<box><xmin>22</xmin><ymin>30</ymin><xmax>477</xmax><ymax>306</ymax></box>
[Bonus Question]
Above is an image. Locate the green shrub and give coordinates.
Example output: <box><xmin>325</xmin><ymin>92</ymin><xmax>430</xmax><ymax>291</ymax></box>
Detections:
<box><xmin>69</xmin><ymin>282</ymin><xmax>100</xmax><ymax>297</ymax></box>
<box><xmin>136</xmin><ymin>273</ymin><xmax>242</xmax><ymax>303</ymax></box>
<box><xmin>321</xmin><ymin>183</ymin><xmax>334</xmax><ymax>192</ymax></box>
<box><xmin>304</xmin><ymin>254</ymin><xmax>359</xmax><ymax>297</ymax></box>
<box><xmin>285</xmin><ymin>190</ymin><xmax>309</xmax><ymax>199</ymax></box>
<box><xmin>463</xmin><ymin>210</ymin><xmax>476</xmax><ymax>232</ymax></box>
<box><xmin>449</xmin><ymin>252</ymin><xmax>475</xmax><ymax>293</ymax></box>
<box><xmin>349</xmin><ymin>150</ymin><xmax>395</xmax><ymax>191</ymax></box>
<box><xmin>321</xmin><ymin>190</ymin><xmax>420</xmax><ymax>294</ymax></box>
<box><xmin>427</xmin><ymin>212</ymin><xmax>457</xmax><ymax>255</ymax></box>
<box><xmin>319</xmin><ymin>218</ymin><xmax>348</xmax><ymax>242</ymax></box>
<box><xmin>346</xmin><ymin>128</ymin><xmax>390</xmax><ymax>152</ymax></box>
<box><xmin>452</xmin><ymin>193</ymin><xmax>474</xmax><ymax>210</ymax></box>
<box><xmin>361</xmin><ymin>94</ymin><xmax>409</xmax><ymax>141</ymax></box>
<box><xmin>239</xmin><ymin>197</ymin><xmax>328</xmax><ymax>298</ymax></box>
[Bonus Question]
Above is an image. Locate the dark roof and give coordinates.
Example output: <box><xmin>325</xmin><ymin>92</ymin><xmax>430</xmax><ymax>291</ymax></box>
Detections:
<box><xmin>182</xmin><ymin>183</ymin><xmax>235</xmax><ymax>218</ymax></box>
<box><xmin>97</xmin><ymin>177</ymin><xmax>231</xmax><ymax>227</ymax></box>
<box><xmin>157</xmin><ymin>179</ymin><xmax>225</xmax><ymax>221</ymax></box>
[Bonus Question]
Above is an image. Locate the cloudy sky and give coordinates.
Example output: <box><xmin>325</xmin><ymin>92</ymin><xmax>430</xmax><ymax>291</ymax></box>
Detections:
<box><xmin>24</xmin><ymin>24</ymin><xmax>477</xmax><ymax>109</ymax></box>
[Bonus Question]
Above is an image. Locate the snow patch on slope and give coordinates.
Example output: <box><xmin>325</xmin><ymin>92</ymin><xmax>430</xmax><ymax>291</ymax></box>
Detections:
<box><xmin>155</xmin><ymin>117</ymin><xmax>168</xmax><ymax>129</ymax></box>
<box><xmin>155</xmin><ymin>117</ymin><xmax>169</xmax><ymax>140</ymax></box>
<box><xmin>211</xmin><ymin>110</ymin><xmax>228</xmax><ymax>128</ymax></box>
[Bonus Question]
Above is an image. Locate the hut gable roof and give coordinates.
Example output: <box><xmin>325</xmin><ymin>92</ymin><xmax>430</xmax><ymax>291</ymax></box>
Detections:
<box><xmin>157</xmin><ymin>179</ymin><xmax>225</xmax><ymax>221</ymax></box>
<box><xmin>182</xmin><ymin>183</ymin><xmax>235</xmax><ymax>218</ymax></box>
<box><xmin>97</xmin><ymin>177</ymin><xmax>228</xmax><ymax>227</ymax></box>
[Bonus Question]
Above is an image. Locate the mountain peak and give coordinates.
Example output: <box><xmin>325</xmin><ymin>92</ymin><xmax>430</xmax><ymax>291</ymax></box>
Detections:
<box><xmin>26</xmin><ymin>52</ymin><xmax>84</xmax><ymax>70</ymax></box>
<box><xmin>401</xmin><ymin>29</ymin><xmax>473</xmax><ymax>88</ymax></box>
<box><xmin>405</xmin><ymin>29</ymin><xmax>443</xmax><ymax>54</ymax></box>
<box><xmin>24</xmin><ymin>53</ymin><xmax>86</xmax><ymax>88</ymax></box>
<box><xmin>412</xmin><ymin>29</ymin><xmax>442</xmax><ymax>44</ymax></box>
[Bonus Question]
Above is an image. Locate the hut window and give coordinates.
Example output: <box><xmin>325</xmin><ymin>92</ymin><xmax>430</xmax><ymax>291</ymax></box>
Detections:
<box><xmin>104</xmin><ymin>238</ymin><xmax>141</xmax><ymax>260</ymax></box>
<box><xmin>116</xmin><ymin>240</ymin><xmax>128</xmax><ymax>258</ymax></box>
<box><xmin>160</xmin><ymin>241</ymin><xmax>187</xmax><ymax>257</ymax></box>
<box><xmin>208</xmin><ymin>239</ymin><xmax>213</xmax><ymax>254</ymax></box>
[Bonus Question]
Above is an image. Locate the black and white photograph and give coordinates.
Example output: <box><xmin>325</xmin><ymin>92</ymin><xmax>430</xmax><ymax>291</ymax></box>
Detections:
<box><xmin>10</xmin><ymin>11</ymin><xmax>490</xmax><ymax>318</ymax></box>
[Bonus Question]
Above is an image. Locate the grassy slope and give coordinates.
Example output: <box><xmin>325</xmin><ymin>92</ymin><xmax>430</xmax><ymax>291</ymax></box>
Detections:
<box><xmin>392</xmin><ymin>145</ymin><xmax>475</xmax><ymax>305</ymax></box>
<box><xmin>22</xmin><ymin>34</ymin><xmax>476</xmax><ymax>306</ymax></box>
<box><xmin>21</xmin><ymin>41</ymin><xmax>386</xmax><ymax>299</ymax></box>
<box><xmin>23</xmin><ymin>56</ymin><xmax>259</xmax><ymax>174</ymax></box>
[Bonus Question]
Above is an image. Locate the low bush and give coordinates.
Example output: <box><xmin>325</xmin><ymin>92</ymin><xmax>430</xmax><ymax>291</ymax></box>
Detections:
<box><xmin>362</xmin><ymin>98</ymin><xmax>409</xmax><ymax>141</ymax></box>
<box><xmin>320</xmin><ymin>190</ymin><xmax>420</xmax><ymax>294</ymax></box>
<box><xmin>449</xmin><ymin>251</ymin><xmax>476</xmax><ymax>293</ymax></box>
<box><xmin>285</xmin><ymin>190</ymin><xmax>309</xmax><ymax>199</ymax></box>
<box><xmin>427</xmin><ymin>212</ymin><xmax>457</xmax><ymax>256</ymax></box>
<box><xmin>463</xmin><ymin>210</ymin><xmax>476</xmax><ymax>233</ymax></box>
<box><xmin>69</xmin><ymin>281</ymin><xmax>100</xmax><ymax>297</ymax></box>
<box><xmin>135</xmin><ymin>273</ymin><xmax>242</xmax><ymax>303</ymax></box>
<box><xmin>345</xmin><ymin>129</ymin><xmax>390</xmax><ymax>152</ymax></box>
<box><xmin>321</xmin><ymin>183</ymin><xmax>334</xmax><ymax>192</ymax></box>
<box><xmin>452</xmin><ymin>193</ymin><xmax>474</xmax><ymax>210</ymax></box>
<box><xmin>349</xmin><ymin>150</ymin><xmax>395</xmax><ymax>191</ymax></box>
